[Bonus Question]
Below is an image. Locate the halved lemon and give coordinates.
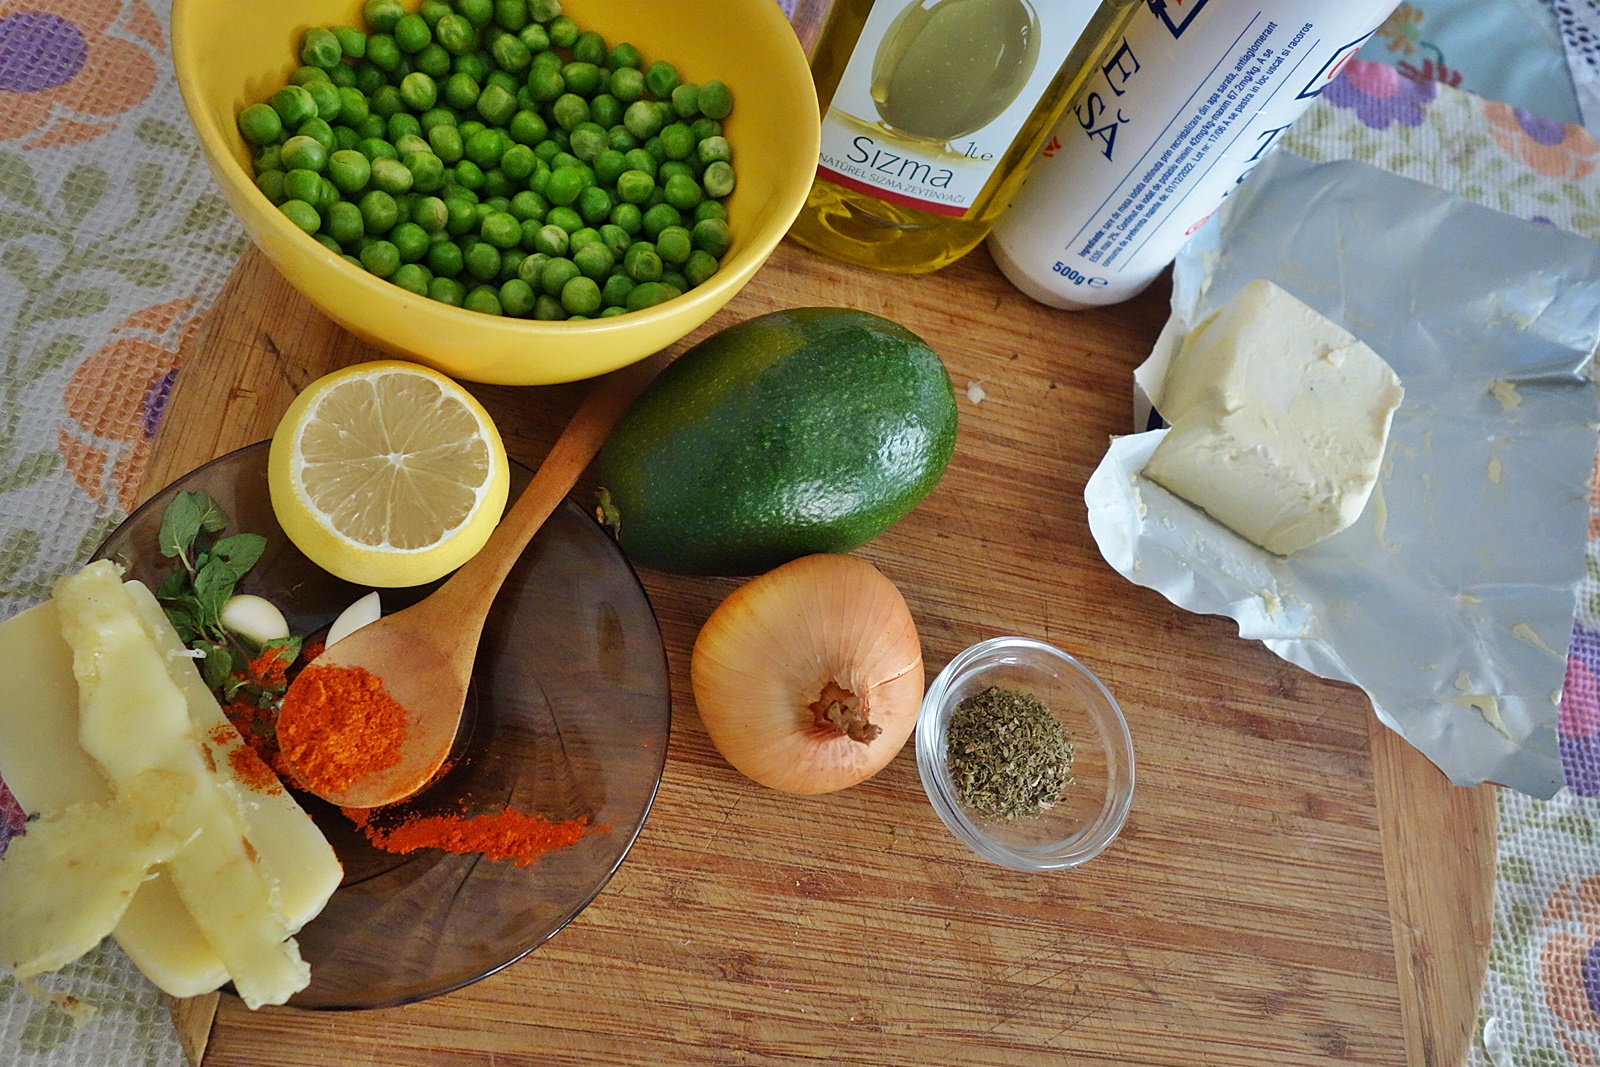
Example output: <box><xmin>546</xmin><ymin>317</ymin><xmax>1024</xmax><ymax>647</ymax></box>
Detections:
<box><xmin>268</xmin><ymin>361</ymin><xmax>510</xmax><ymax>588</ymax></box>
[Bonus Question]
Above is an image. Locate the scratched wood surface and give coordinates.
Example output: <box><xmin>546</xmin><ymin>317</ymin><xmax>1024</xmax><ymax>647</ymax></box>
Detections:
<box><xmin>144</xmin><ymin>240</ymin><xmax>1495</xmax><ymax>1067</ymax></box>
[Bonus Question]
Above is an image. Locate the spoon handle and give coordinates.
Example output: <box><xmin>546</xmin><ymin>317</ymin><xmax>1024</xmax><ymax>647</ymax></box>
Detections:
<box><xmin>439</xmin><ymin>357</ymin><xmax>662</xmax><ymax>611</ymax></box>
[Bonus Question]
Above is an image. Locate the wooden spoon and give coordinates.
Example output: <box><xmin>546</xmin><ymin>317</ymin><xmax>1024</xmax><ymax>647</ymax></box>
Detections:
<box><xmin>277</xmin><ymin>357</ymin><xmax>661</xmax><ymax>809</ymax></box>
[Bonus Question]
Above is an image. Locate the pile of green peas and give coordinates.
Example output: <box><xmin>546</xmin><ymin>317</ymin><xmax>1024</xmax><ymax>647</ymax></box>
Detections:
<box><xmin>238</xmin><ymin>0</ymin><xmax>736</xmax><ymax>320</ymax></box>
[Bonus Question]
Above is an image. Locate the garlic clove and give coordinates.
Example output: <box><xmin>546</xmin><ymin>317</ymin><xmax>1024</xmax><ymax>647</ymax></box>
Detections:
<box><xmin>219</xmin><ymin>594</ymin><xmax>290</xmax><ymax>646</ymax></box>
<box><xmin>326</xmin><ymin>591</ymin><xmax>381</xmax><ymax>648</ymax></box>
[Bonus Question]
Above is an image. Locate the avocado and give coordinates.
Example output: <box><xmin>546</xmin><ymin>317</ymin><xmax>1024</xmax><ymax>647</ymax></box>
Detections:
<box><xmin>596</xmin><ymin>307</ymin><xmax>958</xmax><ymax>575</ymax></box>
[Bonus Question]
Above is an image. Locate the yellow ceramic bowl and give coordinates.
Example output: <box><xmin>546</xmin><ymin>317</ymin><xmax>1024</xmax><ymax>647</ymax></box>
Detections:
<box><xmin>172</xmin><ymin>0</ymin><xmax>818</xmax><ymax>385</ymax></box>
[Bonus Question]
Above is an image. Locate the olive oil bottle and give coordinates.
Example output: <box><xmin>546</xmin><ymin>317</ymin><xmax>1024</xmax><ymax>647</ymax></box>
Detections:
<box><xmin>787</xmin><ymin>0</ymin><xmax>1140</xmax><ymax>274</ymax></box>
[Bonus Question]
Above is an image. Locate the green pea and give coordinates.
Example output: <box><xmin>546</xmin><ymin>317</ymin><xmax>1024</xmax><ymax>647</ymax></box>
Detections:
<box><xmin>600</xmin><ymin>273</ymin><xmax>635</xmax><ymax>309</ymax></box>
<box><xmin>462</xmin><ymin>127</ymin><xmax>503</xmax><ymax>170</ymax></box>
<box><xmin>465</xmin><ymin>241</ymin><xmax>502</xmax><ymax>281</ymax></box>
<box><xmin>386</xmin><ymin>221</ymin><xmax>428</xmax><ymax>262</ymax></box>
<box><xmin>355</xmin><ymin>63</ymin><xmax>387</xmax><ymax>96</ymax></box>
<box><xmin>517</xmin><ymin>252</ymin><xmax>547</xmax><ymax>286</ymax></box>
<box><xmin>328</xmin><ymin>149</ymin><xmax>372</xmax><ymax>194</ymax></box>
<box><xmin>547</xmin><ymin>14</ymin><xmax>579</xmax><ymax>47</ymax></box>
<box><xmin>442</xmin><ymin>71</ymin><xmax>480</xmax><ymax>110</ymax></box>
<box><xmin>280</xmin><ymin>134</ymin><xmax>328</xmax><ymax>173</ymax></box>
<box><xmin>336</xmin><ymin>87</ymin><xmax>371</xmax><ymax>127</ymax></box>
<box><xmin>533</xmin><ymin>293</ymin><xmax>565</xmax><ymax>320</ymax></box>
<box><xmin>641</xmin><ymin>203</ymin><xmax>681</xmax><ymax>242</ymax></box>
<box><xmin>238</xmin><ymin>103</ymin><xmax>283</xmax><ymax>146</ymax></box>
<box><xmin>366</xmin><ymin>33</ymin><xmax>401</xmax><ymax>72</ymax></box>
<box><xmin>411</xmin><ymin>195</ymin><xmax>449</xmax><ymax>233</ymax></box>
<box><xmin>406</xmin><ymin>151</ymin><xmax>447</xmax><ymax>193</ymax></box>
<box><xmin>505</xmin><ymin>110</ymin><xmax>546</xmax><ymax>147</ymax></box>
<box><xmin>301</xmin><ymin>27</ymin><xmax>343</xmax><ymax>68</ymax></box>
<box><xmin>254</xmin><ymin>144</ymin><xmax>283</xmax><ymax>175</ymax></box>
<box><xmin>370</xmin><ymin>155</ymin><xmax>414</xmax><ymax>195</ymax></box>
<box><xmin>609</xmin><ymin>66</ymin><xmax>645</xmax><ymax>105</ymax></box>
<box><xmin>429</xmin><ymin>275</ymin><xmax>465</xmax><ymax>304</ymax></box>
<box><xmin>427</xmin><ymin>238</ymin><xmax>465</xmax><ymax>276</ymax></box>
<box><xmin>359</xmin><ymin>188</ymin><xmax>399</xmax><ymax>233</ymax></box>
<box><xmin>645</xmin><ymin>61</ymin><xmax>679</xmax><ymax>100</ymax></box>
<box><xmin>670</xmin><ymin>83</ymin><xmax>700</xmax><ymax>120</ymax></box>
<box><xmin>317</xmin><ymin>200</ymin><xmax>360</xmax><ymax>245</ymax></box>
<box><xmin>393</xmin><ymin>13</ymin><xmax>431</xmax><ymax>52</ymax></box>
<box><xmin>572</xmin><ymin>241</ymin><xmax>614</xmax><ymax>280</ymax></box>
<box><xmin>544</xmin><ymin>166</ymin><xmax>584</xmax><ymax>207</ymax></box>
<box><xmin>363</xmin><ymin>0</ymin><xmax>405</xmax><ymax>32</ymax></box>
<box><xmin>527</xmin><ymin>63</ymin><xmax>564</xmax><ymax>104</ymax></box>
<box><xmin>464</xmin><ymin>285</ymin><xmax>503</xmax><ymax>315</ymax></box>
<box><xmin>300</xmin><ymin>118</ymin><xmax>337</xmax><ymax>156</ymax></box>
<box><xmin>391</xmin><ymin>262</ymin><xmax>431</xmax><ymax>295</ymax></box>
<box><xmin>575</xmin><ymin>184</ymin><xmax>611</xmax><ymax>225</ymax></box>
<box><xmin>693</xmin><ymin>199</ymin><xmax>726</xmax><ymax>224</ymax></box>
<box><xmin>444</xmin><ymin>196</ymin><xmax>478</xmax><ymax>236</ymax></box>
<box><xmin>559</xmin><ymin>274</ymin><xmax>601</xmax><ymax>316</ymax></box>
<box><xmin>519</xmin><ymin>21</ymin><xmax>551</xmax><ymax>52</ymax></box>
<box><xmin>690</xmin><ymin>117</ymin><xmax>721</xmax><ymax>142</ymax></box>
<box><xmin>492</xmin><ymin>32</ymin><xmax>531</xmax><ymax>74</ymax></box>
<box><xmin>496</xmin><ymin>0</ymin><xmax>530</xmax><ymax>30</ymax></box>
<box><xmin>370</xmin><ymin>84</ymin><xmax>403</xmax><ymax>118</ymax></box>
<box><xmin>411</xmin><ymin>41</ymin><xmax>449</xmax><ymax>78</ymax></box>
<box><xmin>280</xmin><ymin>199</ymin><xmax>321</xmax><ymax>234</ymax></box>
<box><xmin>614</xmin><ymin>169</ymin><xmax>654</xmax><ymax>205</ymax></box>
<box><xmin>419</xmin><ymin>106</ymin><xmax>457</xmax><ymax>133</ymax></box>
<box><xmin>610</xmin><ymin>201</ymin><xmax>642</xmax><ymax>235</ymax></box>
<box><xmin>547</xmin><ymin>206</ymin><xmax>585</xmax><ymax>233</ymax></box>
<box><xmin>334</xmin><ymin>25</ymin><xmax>368</xmax><ymax>59</ymax></box>
<box><xmin>697</xmin><ymin>135</ymin><xmax>731</xmax><ymax>167</ymax></box>
<box><xmin>329</xmin><ymin>64</ymin><xmax>358</xmax><ymax>89</ymax></box>
<box><xmin>691</xmin><ymin>216</ymin><xmax>731</xmax><ymax>258</ymax></box>
<box><xmin>354</xmin><ymin>112</ymin><xmax>386</xmax><ymax>140</ymax></box>
<box><xmin>315</xmin><ymin>233</ymin><xmax>343</xmax><ymax>254</ymax></box>
<box><xmin>459</xmin><ymin>0</ymin><xmax>494</xmax><ymax>27</ymax></box>
<box><xmin>497</xmin><ymin>278</ymin><xmax>536</xmax><ymax>316</ymax></box>
<box><xmin>530</xmin><ymin>223</ymin><xmax>568</xmax><ymax>257</ymax></box>
<box><xmin>358</xmin><ymin>137</ymin><xmax>396</xmax><ymax>162</ymax></box>
<box><xmin>454</xmin><ymin>159</ymin><xmax>486</xmax><ymax>190</ymax></box>
<box><xmin>333</xmin><ymin>125</ymin><xmax>361</xmax><ymax>152</ymax></box>
<box><xmin>622</xmin><ymin>100</ymin><xmax>663</xmax><ymax>141</ymax></box>
<box><xmin>480</xmin><ymin>210</ymin><xmax>522</xmax><ymax>249</ymax></box>
<box><xmin>435</xmin><ymin>12</ymin><xmax>476</xmax><ymax>54</ymax></box>
<box><xmin>477</xmin><ymin>83</ymin><xmax>519</xmax><ymax>126</ymax></box>
<box><xmin>386</xmin><ymin>111</ymin><xmax>422</xmax><ymax>142</ymax></box>
<box><xmin>663</xmin><ymin>172</ymin><xmax>702</xmax><ymax>211</ymax></box>
<box><xmin>643</xmin><ymin>134</ymin><xmax>667</xmax><ymax>162</ymax></box>
<box><xmin>659</xmin><ymin>122</ymin><xmax>694</xmax><ymax>161</ymax></box>
<box><xmin>622</xmin><ymin>242</ymin><xmax>661</xmax><ymax>282</ymax></box>
<box><xmin>529</xmin><ymin>0</ymin><xmax>561</xmax><ymax>21</ymax></box>
<box><xmin>271</xmin><ymin>84</ymin><xmax>318</xmax><ymax>128</ymax></box>
<box><xmin>429</xmin><ymin>123</ymin><xmax>465</xmax><ymax>163</ymax></box>
<box><xmin>540</xmin><ymin>256</ymin><xmax>581</xmax><ymax>297</ymax></box>
<box><xmin>550</xmin><ymin>92</ymin><xmax>589</xmax><ymax>133</ymax></box>
<box><xmin>626</xmin><ymin>280</ymin><xmax>676</xmax><ymax>311</ymax></box>
<box><xmin>658</xmin><ymin>270</ymin><xmax>686</xmax><ymax>294</ymax></box>
<box><xmin>567</xmin><ymin>125</ymin><xmax>607</xmax><ymax>164</ymax></box>
<box><xmin>255</xmin><ymin>169</ymin><xmax>288</xmax><ymax>205</ymax></box>
<box><xmin>691</xmin><ymin>79</ymin><xmax>730</xmax><ymax>121</ymax></box>
<box><xmin>702</xmin><ymin>160</ymin><xmax>735</xmax><ymax>199</ymax></box>
<box><xmin>655</xmin><ymin>225</ymin><xmax>692</xmax><ymax>265</ymax></box>
<box><xmin>508</xmin><ymin>189</ymin><xmax>547</xmax><ymax>222</ymax></box>
<box><xmin>359</xmin><ymin>239</ymin><xmax>399</xmax><ymax>277</ymax></box>
<box><xmin>399</xmin><ymin>71</ymin><xmax>438</xmax><ymax>111</ymax></box>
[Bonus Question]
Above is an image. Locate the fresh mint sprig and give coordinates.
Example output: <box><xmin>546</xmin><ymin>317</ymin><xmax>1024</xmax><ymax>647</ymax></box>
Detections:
<box><xmin>154</xmin><ymin>489</ymin><xmax>289</xmax><ymax>706</ymax></box>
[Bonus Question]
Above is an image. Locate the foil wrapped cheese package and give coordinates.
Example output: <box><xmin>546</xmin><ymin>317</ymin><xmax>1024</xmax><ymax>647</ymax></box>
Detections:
<box><xmin>1140</xmin><ymin>280</ymin><xmax>1404</xmax><ymax>555</ymax></box>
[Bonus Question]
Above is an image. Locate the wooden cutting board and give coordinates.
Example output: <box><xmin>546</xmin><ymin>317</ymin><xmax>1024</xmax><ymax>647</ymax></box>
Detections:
<box><xmin>144</xmin><ymin>240</ymin><xmax>1495</xmax><ymax>1067</ymax></box>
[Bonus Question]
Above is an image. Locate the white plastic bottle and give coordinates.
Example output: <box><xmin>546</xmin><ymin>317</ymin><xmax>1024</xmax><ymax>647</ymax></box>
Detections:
<box><xmin>987</xmin><ymin>0</ymin><xmax>1398</xmax><ymax>308</ymax></box>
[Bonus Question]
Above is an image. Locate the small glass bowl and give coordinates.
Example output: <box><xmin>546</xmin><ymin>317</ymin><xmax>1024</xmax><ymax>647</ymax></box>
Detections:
<box><xmin>916</xmin><ymin>637</ymin><xmax>1135</xmax><ymax>872</ymax></box>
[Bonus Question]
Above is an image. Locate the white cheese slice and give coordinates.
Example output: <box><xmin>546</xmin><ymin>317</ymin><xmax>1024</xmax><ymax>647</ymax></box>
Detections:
<box><xmin>52</xmin><ymin>563</ymin><xmax>310</xmax><ymax>1008</ymax></box>
<box><xmin>1141</xmin><ymin>280</ymin><xmax>1404</xmax><ymax>555</ymax></box>
<box><xmin>0</xmin><ymin>769</ymin><xmax>192</xmax><ymax>978</ymax></box>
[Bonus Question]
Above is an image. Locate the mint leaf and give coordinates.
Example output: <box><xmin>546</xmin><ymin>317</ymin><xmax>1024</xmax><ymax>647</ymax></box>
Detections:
<box><xmin>198</xmin><ymin>643</ymin><xmax>235</xmax><ymax>690</ymax></box>
<box><xmin>158</xmin><ymin>491</ymin><xmax>227</xmax><ymax>559</ymax></box>
<box><xmin>193</xmin><ymin>560</ymin><xmax>239</xmax><ymax>630</ymax></box>
<box><xmin>209</xmin><ymin>533</ymin><xmax>266</xmax><ymax>579</ymax></box>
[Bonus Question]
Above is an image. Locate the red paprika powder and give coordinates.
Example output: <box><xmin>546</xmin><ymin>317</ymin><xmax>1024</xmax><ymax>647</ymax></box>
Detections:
<box><xmin>276</xmin><ymin>663</ymin><xmax>409</xmax><ymax>794</ymax></box>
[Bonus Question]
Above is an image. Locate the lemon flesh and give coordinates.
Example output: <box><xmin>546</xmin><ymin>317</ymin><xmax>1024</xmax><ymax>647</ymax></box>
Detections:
<box><xmin>268</xmin><ymin>362</ymin><xmax>509</xmax><ymax>588</ymax></box>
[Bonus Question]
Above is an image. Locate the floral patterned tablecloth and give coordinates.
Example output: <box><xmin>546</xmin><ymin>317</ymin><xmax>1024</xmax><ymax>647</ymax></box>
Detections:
<box><xmin>3</xmin><ymin>3</ymin><xmax>1600</xmax><ymax>1065</ymax></box>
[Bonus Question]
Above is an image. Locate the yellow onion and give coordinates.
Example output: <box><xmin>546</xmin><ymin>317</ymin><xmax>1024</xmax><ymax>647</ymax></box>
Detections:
<box><xmin>690</xmin><ymin>554</ymin><xmax>925</xmax><ymax>793</ymax></box>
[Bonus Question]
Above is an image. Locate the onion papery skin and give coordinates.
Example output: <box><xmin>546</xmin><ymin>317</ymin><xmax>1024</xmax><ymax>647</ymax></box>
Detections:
<box><xmin>690</xmin><ymin>554</ymin><xmax>925</xmax><ymax>794</ymax></box>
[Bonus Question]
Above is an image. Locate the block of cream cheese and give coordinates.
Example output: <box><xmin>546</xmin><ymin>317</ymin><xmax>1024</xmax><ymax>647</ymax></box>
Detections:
<box><xmin>1141</xmin><ymin>280</ymin><xmax>1404</xmax><ymax>556</ymax></box>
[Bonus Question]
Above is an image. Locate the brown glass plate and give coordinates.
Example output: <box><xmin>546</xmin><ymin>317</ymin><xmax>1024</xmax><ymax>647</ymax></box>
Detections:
<box><xmin>93</xmin><ymin>442</ymin><xmax>670</xmax><ymax>1010</ymax></box>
